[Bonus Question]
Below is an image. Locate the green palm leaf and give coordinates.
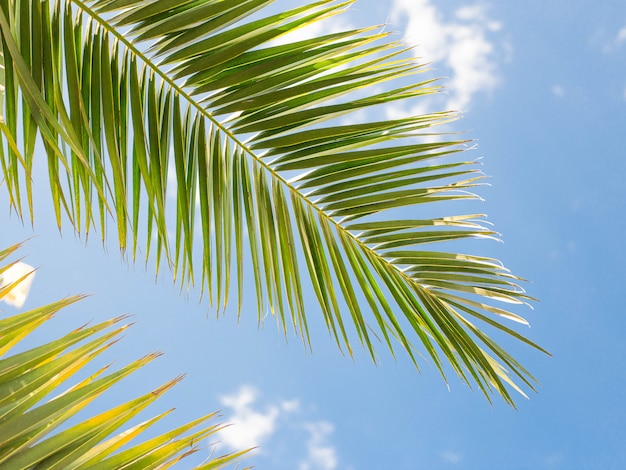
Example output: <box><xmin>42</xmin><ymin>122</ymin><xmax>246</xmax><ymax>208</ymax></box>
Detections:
<box><xmin>0</xmin><ymin>0</ymin><xmax>548</xmax><ymax>405</ymax></box>
<box><xmin>0</xmin><ymin>243</ymin><xmax>249</xmax><ymax>469</ymax></box>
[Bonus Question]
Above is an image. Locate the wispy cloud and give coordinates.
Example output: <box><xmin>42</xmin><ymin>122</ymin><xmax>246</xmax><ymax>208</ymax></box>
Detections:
<box><xmin>551</xmin><ymin>85</ymin><xmax>565</xmax><ymax>97</ymax></box>
<box><xmin>441</xmin><ymin>449</ymin><xmax>463</xmax><ymax>464</ymax></box>
<box><xmin>390</xmin><ymin>0</ymin><xmax>506</xmax><ymax>113</ymax></box>
<box><xmin>216</xmin><ymin>385</ymin><xmax>341</xmax><ymax>468</ymax></box>
<box><xmin>592</xmin><ymin>24</ymin><xmax>626</xmax><ymax>53</ymax></box>
<box><xmin>298</xmin><ymin>421</ymin><xmax>338</xmax><ymax>470</ymax></box>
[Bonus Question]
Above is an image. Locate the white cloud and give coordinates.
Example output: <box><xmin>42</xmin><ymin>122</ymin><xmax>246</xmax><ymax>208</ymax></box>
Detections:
<box><xmin>217</xmin><ymin>385</ymin><xmax>298</xmax><ymax>451</ymax></box>
<box><xmin>616</xmin><ymin>26</ymin><xmax>626</xmax><ymax>45</ymax></box>
<box><xmin>298</xmin><ymin>421</ymin><xmax>338</xmax><ymax>470</ymax></box>
<box><xmin>390</xmin><ymin>0</ymin><xmax>505</xmax><ymax>112</ymax></box>
<box><xmin>281</xmin><ymin>399</ymin><xmax>301</xmax><ymax>413</ymax></box>
<box><xmin>0</xmin><ymin>262</ymin><xmax>36</xmax><ymax>308</ymax></box>
<box><xmin>215</xmin><ymin>385</ymin><xmax>342</xmax><ymax>468</ymax></box>
<box><xmin>551</xmin><ymin>85</ymin><xmax>565</xmax><ymax>97</ymax></box>
<box><xmin>455</xmin><ymin>4</ymin><xmax>502</xmax><ymax>32</ymax></box>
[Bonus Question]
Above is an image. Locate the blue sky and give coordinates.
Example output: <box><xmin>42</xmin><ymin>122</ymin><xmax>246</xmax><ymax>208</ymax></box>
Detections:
<box><xmin>2</xmin><ymin>0</ymin><xmax>626</xmax><ymax>468</ymax></box>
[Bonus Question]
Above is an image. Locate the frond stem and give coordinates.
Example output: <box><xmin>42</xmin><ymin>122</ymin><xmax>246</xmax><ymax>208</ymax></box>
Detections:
<box><xmin>69</xmin><ymin>0</ymin><xmax>473</xmax><ymax>303</ymax></box>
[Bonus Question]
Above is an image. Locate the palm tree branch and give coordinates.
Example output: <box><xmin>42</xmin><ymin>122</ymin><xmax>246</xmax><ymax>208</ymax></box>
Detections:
<box><xmin>0</xmin><ymin>0</ymin><xmax>547</xmax><ymax>404</ymax></box>
<box><xmin>0</xmin><ymin>247</ymin><xmax>248</xmax><ymax>468</ymax></box>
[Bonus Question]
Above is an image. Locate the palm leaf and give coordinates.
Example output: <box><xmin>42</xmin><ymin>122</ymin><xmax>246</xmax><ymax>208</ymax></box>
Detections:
<box><xmin>0</xmin><ymin>244</ymin><xmax>248</xmax><ymax>469</ymax></box>
<box><xmin>0</xmin><ymin>0</ymin><xmax>548</xmax><ymax>405</ymax></box>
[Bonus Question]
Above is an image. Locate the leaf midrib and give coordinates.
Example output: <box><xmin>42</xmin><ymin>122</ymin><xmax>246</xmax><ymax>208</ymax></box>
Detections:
<box><xmin>70</xmin><ymin>0</ymin><xmax>436</xmax><ymax>303</ymax></box>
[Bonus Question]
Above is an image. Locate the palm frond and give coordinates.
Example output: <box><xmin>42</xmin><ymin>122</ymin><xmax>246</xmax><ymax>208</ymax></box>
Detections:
<box><xmin>0</xmin><ymin>243</ymin><xmax>248</xmax><ymax>469</ymax></box>
<box><xmin>0</xmin><ymin>0</ymin><xmax>548</xmax><ymax>405</ymax></box>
